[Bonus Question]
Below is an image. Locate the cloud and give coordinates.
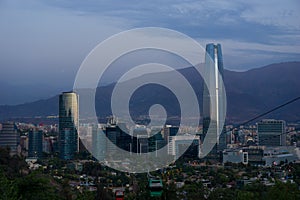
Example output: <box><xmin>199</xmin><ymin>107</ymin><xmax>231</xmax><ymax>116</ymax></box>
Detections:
<box><xmin>38</xmin><ymin>1</ymin><xmax>300</xmax><ymax>41</ymax></box>
<box><xmin>198</xmin><ymin>38</ymin><xmax>300</xmax><ymax>70</ymax></box>
<box><xmin>240</xmin><ymin>0</ymin><xmax>300</xmax><ymax>31</ymax></box>
<box><xmin>0</xmin><ymin>0</ymin><xmax>299</xmax><ymax>104</ymax></box>
<box><xmin>0</xmin><ymin>0</ymin><xmax>128</xmax><ymax>86</ymax></box>
<box><xmin>1</xmin><ymin>0</ymin><xmax>300</xmax><ymax>76</ymax></box>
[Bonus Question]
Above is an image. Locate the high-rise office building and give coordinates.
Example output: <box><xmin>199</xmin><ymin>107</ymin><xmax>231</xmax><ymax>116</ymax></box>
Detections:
<box><xmin>59</xmin><ymin>92</ymin><xmax>79</xmax><ymax>160</ymax></box>
<box><xmin>0</xmin><ymin>122</ymin><xmax>19</xmax><ymax>155</ymax></box>
<box><xmin>163</xmin><ymin>125</ymin><xmax>179</xmax><ymax>141</ymax></box>
<box><xmin>148</xmin><ymin>127</ymin><xmax>166</xmax><ymax>155</ymax></box>
<box><xmin>258</xmin><ymin>119</ymin><xmax>286</xmax><ymax>146</ymax></box>
<box><xmin>168</xmin><ymin>134</ymin><xmax>200</xmax><ymax>159</ymax></box>
<box><xmin>28</xmin><ymin>129</ymin><xmax>43</xmax><ymax>159</ymax></box>
<box><xmin>92</xmin><ymin>124</ymin><xmax>106</xmax><ymax>162</ymax></box>
<box><xmin>202</xmin><ymin>43</ymin><xmax>226</xmax><ymax>153</ymax></box>
<box><xmin>117</xmin><ymin>122</ymin><xmax>132</xmax><ymax>152</ymax></box>
<box><xmin>106</xmin><ymin>126</ymin><xmax>119</xmax><ymax>155</ymax></box>
<box><xmin>105</xmin><ymin>117</ymin><xmax>132</xmax><ymax>156</ymax></box>
<box><xmin>133</xmin><ymin>126</ymin><xmax>148</xmax><ymax>154</ymax></box>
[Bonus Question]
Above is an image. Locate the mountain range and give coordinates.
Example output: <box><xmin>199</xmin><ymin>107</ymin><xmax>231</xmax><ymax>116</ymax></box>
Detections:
<box><xmin>0</xmin><ymin>61</ymin><xmax>299</xmax><ymax>124</ymax></box>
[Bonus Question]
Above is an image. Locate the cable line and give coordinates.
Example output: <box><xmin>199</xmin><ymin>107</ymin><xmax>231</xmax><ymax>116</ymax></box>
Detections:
<box><xmin>224</xmin><ymin>95</ymin><xmax>300</xmax><ymax>142</ymax></box>
<box><xmin>238</xmin><ymin>96</ymin><xmax>300</xmax><ymax>127</ymax></box>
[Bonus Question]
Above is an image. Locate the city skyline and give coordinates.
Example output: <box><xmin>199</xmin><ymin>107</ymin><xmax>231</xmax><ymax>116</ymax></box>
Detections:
<box><xmin>1</xmin><ymin>117</ymin><xmax>299</xmax><ymax>199</ymax></box>
<box><xmin>0</xmin><ymin>0</ymin><xmax>300</xmax><ymax>105</ymax></box>
<box><xmin>0</xmin><ymin>1</ymin><xmax>300</xmax><ymax>199</ymax></box>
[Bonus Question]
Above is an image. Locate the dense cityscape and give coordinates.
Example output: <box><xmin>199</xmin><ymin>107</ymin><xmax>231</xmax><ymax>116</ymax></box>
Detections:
<box><xmin>1</xmin><ymin>43</ymin><xmax>300</xmax><ymax>200</ymax></box>
<box><xmin>1</xmin><ymin>102</ymin><xmax>300</xmax><ymax>199</ymax></box>
<box><xmin>1</xmin><ymin>1</ymin><xmax>300</xmax><ymax>200</ymax></box>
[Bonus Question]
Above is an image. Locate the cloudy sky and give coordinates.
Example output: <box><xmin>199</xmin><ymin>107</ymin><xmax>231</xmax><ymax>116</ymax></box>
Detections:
<box><xmin>0</xmin><ymin>0</ymin><xmax>299</xmax><ymax>104</ymax></box>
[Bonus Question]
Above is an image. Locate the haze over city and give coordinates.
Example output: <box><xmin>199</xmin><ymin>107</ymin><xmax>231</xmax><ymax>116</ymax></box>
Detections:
<box><xmin>0</xmin><ymin>0</ymin><xmax>300</xmax><ymax>104</ymax></box>
<box><xmin>1</xmin><ymin>1</ymin><xmax>300</xmax><ymax>200</ymax></box>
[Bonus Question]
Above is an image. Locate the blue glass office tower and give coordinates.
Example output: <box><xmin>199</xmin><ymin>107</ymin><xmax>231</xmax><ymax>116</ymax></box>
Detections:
<box><xmin>59</xmin><ymin>92</ymin><xmax>79</xmax><ymax>160</ymax></box>
<box><xmin>202</xmin><ymin>43</ymin><xmax>226</xmax><ymax>153</ymax></box>
<box><xmin>28</xmin><ymin>129</ymin><xmax>43</xmax><ymax>159</ymax></box>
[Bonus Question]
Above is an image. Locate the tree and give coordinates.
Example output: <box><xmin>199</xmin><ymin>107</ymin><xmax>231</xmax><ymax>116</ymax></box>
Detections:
<box><xmin>0</xmin><ymin>147</ymin><xmax>27</xmax><ymax>178</ymax></box>
<box><xmin>95</xmin><ymin>183</ymin><xmax>113</xmax><ymax>200</ymax></box>
<box><xmin>17</xmin><ymin>172</ymin><xmax>62</xmax><ymax>200</ymax></box>
<box><xmin>266</xmin><ymin>181</ymin><xmax>300</xmax><ymax>200</ymax></box>
<box><xmin>163</xmin><ymin>182</ymin><xmax>179</xmax><ymax>200</ymax></box>
<box><xmin>242</xmin><ymin>182</ymin><xmax>267</xmax><ymax>199</ymax></box>
<box><xmin>208</xmin><ymin>188</ymin><xmax>236</xmax><ymax>200</ymax></box>
<box><xmin>76</xmin><ymin>191</ymin><xmax>95</xmax><ymax>200</ymax></box>
<box><xmin>236</xmin><ymin>190</ymin><xmax>255</xmax><ymax>200</ymax></box>
<box><xmin>0</xmin><ymin>171</ymin><xmax>18</xmax><ymax>200</ymax></box>
<box><xmin>185</xmin><ymin>182</ymin><xmax>206</xmax><ymax>199</ymax></box>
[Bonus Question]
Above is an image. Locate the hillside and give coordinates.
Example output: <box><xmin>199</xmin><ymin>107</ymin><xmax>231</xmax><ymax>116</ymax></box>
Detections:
<box><xmin>0</xmin><ymin>62</ymin><xmax>299</xmax><ymax>123</ymax></box>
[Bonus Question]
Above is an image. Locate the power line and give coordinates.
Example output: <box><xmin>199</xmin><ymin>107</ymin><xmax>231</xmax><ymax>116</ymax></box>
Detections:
<box><xmin>238</xmin><ymin>96</ymin><xmax>300</xmax><ymax>127</ymax></box>
<box><xmin>226</xmin><ymin>95</ymin><xmax>300</xmax><ymax>141</ymax></box>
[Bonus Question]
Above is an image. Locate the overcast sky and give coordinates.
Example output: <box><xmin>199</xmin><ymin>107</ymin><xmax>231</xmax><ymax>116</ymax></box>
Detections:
<box><xmin>0</xmin><ymin>0</ymin><xmax>300</xmax><ymax>104</ymax></box>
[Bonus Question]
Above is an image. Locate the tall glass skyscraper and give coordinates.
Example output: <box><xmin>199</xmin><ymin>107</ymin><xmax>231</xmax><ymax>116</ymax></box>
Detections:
<box><xmin>28</xmin><ymin>129</ymin><xmax>43</xmax><ymax>159</ymax></box>
<box><xmin>202</xmin><ymin>43</ymin><xmax>226</xmax><ymax>154</ymax></box>
<box><xmin>59</xmin><ymin>92</ymin><xmax>79</xmax><ymax>160</ymax></box>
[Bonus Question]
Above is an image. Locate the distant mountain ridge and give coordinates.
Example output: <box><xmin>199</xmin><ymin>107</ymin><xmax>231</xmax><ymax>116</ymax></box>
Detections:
<box><xmin>0</xmin><ymin>61</ymin><xmax>299</xmax><ymax>123</ymax></box>
<box><xmin>224</xmin><ymin>62</ymin><xmax>300</xmax><ymax>122</ymax></box>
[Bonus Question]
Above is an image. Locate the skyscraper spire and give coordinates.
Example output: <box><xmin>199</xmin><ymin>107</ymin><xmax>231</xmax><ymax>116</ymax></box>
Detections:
<box><xmin>202</xmin><ymin>43</ymin><xmax>226</xmax><ymax>154</ymax></box>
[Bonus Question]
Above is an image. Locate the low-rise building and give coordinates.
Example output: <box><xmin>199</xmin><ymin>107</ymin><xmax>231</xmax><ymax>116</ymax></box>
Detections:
<box><xmin>223</xmin><ymin>149</ymin><xmax>248</xmax><ymax>164</ymax></box>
